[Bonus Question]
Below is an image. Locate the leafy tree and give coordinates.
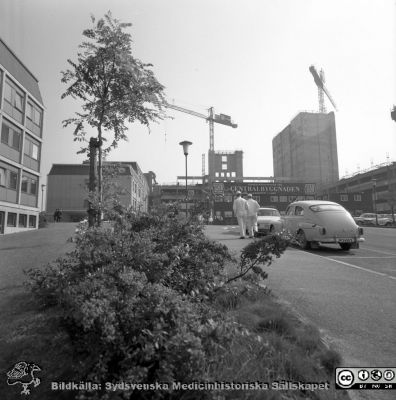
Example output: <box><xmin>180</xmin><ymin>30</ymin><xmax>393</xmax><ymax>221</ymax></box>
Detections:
<box><xmin>85</xmin><ymin>162</ymin><xmax>129</xmax><ymax>221</ymax></box>
<box><xmin>61</xmin><ymin>11</ymin><xmax>165</xmax><ymax>211</ymax></box>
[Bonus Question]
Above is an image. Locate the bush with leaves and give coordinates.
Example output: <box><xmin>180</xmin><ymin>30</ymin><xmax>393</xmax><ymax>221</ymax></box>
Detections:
<box><xmin>27</xmin><ymin>204</ymin><xmax>290</xmax><ymax>399</ymax></box>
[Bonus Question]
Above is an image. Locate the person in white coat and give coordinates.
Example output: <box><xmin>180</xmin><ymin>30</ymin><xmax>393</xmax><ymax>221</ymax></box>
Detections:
<box><xmin>233</xmin><ymin>191</ymin><xmax>248</xmax><ymax>238</ymax></box>
<box><xmin>246</xmin><ymin>194</ymin><xmax>260</xmax><ymax>238</ymax></box>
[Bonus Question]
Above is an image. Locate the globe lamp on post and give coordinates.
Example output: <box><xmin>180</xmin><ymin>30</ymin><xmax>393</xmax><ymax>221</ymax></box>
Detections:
<box><xmin>179</xmin><ymin>141</ymin><xmax>192</xmax><ymax>220</ymax></box>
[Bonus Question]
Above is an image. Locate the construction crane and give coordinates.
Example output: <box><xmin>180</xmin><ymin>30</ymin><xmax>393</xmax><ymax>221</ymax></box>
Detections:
<box><xmin>163</xmin><ymin>101</ymin><xmax>237</xmax><ymax>151</ymax></box>
<box><xmin>163</xmin><ymin>101</ymin><xmax>237</xmax><ymax>182</ymax></box>
<box><xmin>309</xmin><ymin>65</ymin><xmax>338</xmax><ymax>112</ymax></box>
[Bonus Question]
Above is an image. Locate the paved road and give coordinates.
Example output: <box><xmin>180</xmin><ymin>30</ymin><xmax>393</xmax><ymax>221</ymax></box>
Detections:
<box><xmin>0</xmin><ymin>223</ymin><xmax>77</xmax><ymax>400</ymax></box>
<box><xmin>205</xmin><ymin>225</ymin><xmax>396</xmax><ymax>400</ymax></box>
<box><xmin>0</xmin><ymin>223</ymin><xmax>76</xmax><ymax>290</ymax></box>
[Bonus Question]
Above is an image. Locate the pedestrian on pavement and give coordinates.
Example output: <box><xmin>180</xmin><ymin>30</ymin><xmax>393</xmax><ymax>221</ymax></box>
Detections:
<box><xmin>58</xmin><ymin>208</ymin><xmax>63</xmax><ymax>222</ymax></box>
<box><xmin>246</xmin><ymin>194</ymin><xmax>260</xmax><ymax>238</ymax></box>
<box><xmin>53</xmin><ymin>209</ymin><xmax>59</xmax><ymax>223</ymax></box>
<box><xmin>233</xmin><ymin>191</ymin><xmax>248</xmax><ymax>238</ymax></box>
<box><xmin>243</xmin><ymin>193</ymin><xmax>250</xmax><ymax>236</ymax></box>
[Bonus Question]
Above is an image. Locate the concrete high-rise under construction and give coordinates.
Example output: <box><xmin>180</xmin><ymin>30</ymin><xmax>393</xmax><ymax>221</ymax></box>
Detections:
<box><xmin>272</xmin><ymin>112</ymin><xmax>339</xmax><ymax>189</ymax></box>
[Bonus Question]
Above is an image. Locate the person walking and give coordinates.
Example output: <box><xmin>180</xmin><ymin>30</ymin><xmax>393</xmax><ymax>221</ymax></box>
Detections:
<box><xmin>53</xmin><ymin>209</ymin><xmax>59</xmax><ymax>223</ymax></box>
<box><xmin>233</xmin><ymin>191</ymin><xmax>248</xmax><ymax>239</ymax></box>
<box><xmin>246</xmin><ymin>194</ymin><xmax>260</xmax><ymax>238</ymax></box>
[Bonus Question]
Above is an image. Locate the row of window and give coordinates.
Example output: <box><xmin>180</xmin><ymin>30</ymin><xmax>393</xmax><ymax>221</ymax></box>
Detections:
<box><xmin>1</xmin><ymin>119</ymin><xmax>40</xmax><ymax>160</ymax></box>
<box><xmin>215</xmin><ymin>211</ymin><xmax>233</xmax><ymax>219</ymax></box>
<box><xmin>132</xmin><ymin>180</ymin><xmax>143</xmax><ymax>198</ymax></box>
<box><xmin>6</xmin><ymin>212</ymin><xmax>37</xmax><ymax>228</ymax></box>
<box><xmin>0</xmin><ymin>165</ymin><xmax>38</xmax><ymax>194</ymax></box>
<box><xmin>2</xmin><ymin>78</ymin><xmax>43</xmax><ymax>135</ymax></box>
<box><xmin>1</xmin><ymin>120</ymin><xmax>20</xmax><ymax>150</ymax></box>
<box><xmin>215</xmin><ymin>171</ymin><xmax>237</xmax><ymax>178</ymax></box>
<box><xmin>21</xmin><ymin>175</ymin><xmax>38</xmax><ymax>195</ymax></box>
<box><xmin>0</xmin><ymin>166</ymin><xmax>18</xmax><ymax>189</ymax></box>
<box><xmin>213</xmin><ymin>195</ymin><xmax>316</xmax><ymax>204</ymax></box>
<box><xmin>341</xmin><ymin>194</ymin><xmax>361</xmax><ymax>201</ymax></box>
<box><xmin>321</xmin><ymin>194</ymin><xmax>362</xmax><ymax>202</ymax></box>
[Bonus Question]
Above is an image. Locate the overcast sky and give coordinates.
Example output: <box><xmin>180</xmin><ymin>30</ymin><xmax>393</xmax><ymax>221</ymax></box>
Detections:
<box><xmin>1</xmin><ymin>0</ymin><xmax>395</xmax><ymax>189</ymax></box>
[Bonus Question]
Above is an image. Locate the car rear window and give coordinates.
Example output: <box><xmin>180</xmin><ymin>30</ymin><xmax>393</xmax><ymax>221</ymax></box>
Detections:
<box><xmin>309</xmin><ymin>204</ymin><xmax>346</xmax><ymax>212</ymax></box>
<box><xmin>258</xmin><ymin>209</ymin><xmax>280</xmax><ymax>216</ymax></box>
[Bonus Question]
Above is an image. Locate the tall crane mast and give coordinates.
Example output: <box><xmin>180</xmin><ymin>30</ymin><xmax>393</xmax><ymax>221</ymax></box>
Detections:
<box><xmin>309</xmin><ymin>65</ymin><xmax>338</xmax><ymax>112</ymax></box>
<box><xmin>162</xmin><ymin>101</ymin><xmax>237</xmax><ymax>182</ymax></box>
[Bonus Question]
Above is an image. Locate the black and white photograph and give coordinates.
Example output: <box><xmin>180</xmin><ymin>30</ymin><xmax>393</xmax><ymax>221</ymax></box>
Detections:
<box><xmin>0</xmin><ymin>1</ymin><xmax>395</xmax><ymax>399</ymax></box>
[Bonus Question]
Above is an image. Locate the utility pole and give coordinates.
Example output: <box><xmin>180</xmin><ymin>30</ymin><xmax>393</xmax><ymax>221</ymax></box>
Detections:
<box><xmin>372</xmin><ymin>179</ymin><xmax>378</xmax><ymax>225</ymax></box>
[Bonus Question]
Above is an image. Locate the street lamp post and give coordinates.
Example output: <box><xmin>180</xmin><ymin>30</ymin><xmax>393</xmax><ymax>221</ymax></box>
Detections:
<box><xmin>41</xmin><ymin>184</ymin><xmax>46</xmax><ymax>211</ymax></box>
<box><xmin>372</xmin><ymin>179</ymin><xmax>378</xmax><ymax>225</ymax></box>
<box><xmin>179</xmin><ymin>141</ymin><xmax>192</xmax><ymax>220</ymax></box>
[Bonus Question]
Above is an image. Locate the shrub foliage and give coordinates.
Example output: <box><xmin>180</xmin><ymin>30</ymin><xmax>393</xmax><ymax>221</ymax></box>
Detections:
<box><xmin>27</xmin><ymin>204</ymin><xmax>290</xmax><ymax>399</ymax></box>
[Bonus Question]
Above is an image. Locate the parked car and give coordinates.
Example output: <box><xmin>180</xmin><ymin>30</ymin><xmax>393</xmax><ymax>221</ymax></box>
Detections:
<box><xmin>354</xmin><ymin>213</ymin><xmax>395</xmax><ymax>226</ymax></box>
<box><xmin>255</xmin><ymin>207</ymin><xmax>283</xmax><ymax>236</ymax></box>
<box><xmin>377</xmin><ymin>214</ymin><xmax>395</xmax><ymax>226</ymax></box>
<box><xmin>354</xmin><ymin>213</ymin><xmax>377</xmax><ymax>226</ymax></box>
<box><xmin>283</xmin><ymin>200</ymin><xmax>365</xmax><ymax>251</ymax></box>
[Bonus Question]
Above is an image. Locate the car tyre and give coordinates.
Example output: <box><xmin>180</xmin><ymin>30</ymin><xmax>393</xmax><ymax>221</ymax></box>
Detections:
<box><xmin>339</xmin><ymin>243</ymin><xmax>352</xmax><ymax>251</ymax></box>
<box><xmin>296</xmin><ymin>230</ymin><xmax>310</xmax><ymax>250</ymax></box>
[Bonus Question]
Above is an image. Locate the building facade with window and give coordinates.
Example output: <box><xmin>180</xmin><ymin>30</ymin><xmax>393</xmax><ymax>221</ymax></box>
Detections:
<box><xmin>46</xmin><ymin>162</ymin><xmax>151</xmax><ymax>221</ymax></box>
<box><xmin>212</xmin><ymin>182</ymin><xmax>317</xmax><ymax>223</ymax></box>
<box><xmin>319</xmin><ymin>162</ymin><xmax>396</xmax><ymax>215</ymax></box>
<box><xmin>0</xmin><ymin>38</ymin><xmax>44</xmax><ymax>234</ymax></box>
<box><xmin>150</xmin><ymin>183</ymin><xmax>207</xmax><ymax>219</ymax></box>
<box><xmin>209</xmin><ymin>150</ymin><xmax>243</xmax><ymax>182</ymax></box>
<box><xmin>272</xmin><ymin>112</ymin><xmax>339</xmax><ymax>190</ymax></box>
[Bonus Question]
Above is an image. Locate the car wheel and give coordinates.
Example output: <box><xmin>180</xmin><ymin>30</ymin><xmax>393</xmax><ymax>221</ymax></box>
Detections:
<box><xmin>339</xmin><ymin>243</ymin><xmax>352</xmax><ymax>251</ymax></box>
<box><xmin>296</xmin><ymin>230</ymin><xmax>310</xmax><ymax>250</ymax></box>
<box><xmin>385</xmin><ymin>222</ymin><xmax>391</xmax><ymax>227</ymax></box>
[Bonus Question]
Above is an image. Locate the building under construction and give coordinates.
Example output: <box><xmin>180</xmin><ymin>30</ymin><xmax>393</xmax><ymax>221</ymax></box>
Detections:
<box><xmin>209</xmin><ymin>150</ymin><xmax>243</xmax><ymax>182</ymax></box>
<box><xmin>272</xmin><ymin>111</ymin><xmax>339</xmax><ymax>190</ymax></box>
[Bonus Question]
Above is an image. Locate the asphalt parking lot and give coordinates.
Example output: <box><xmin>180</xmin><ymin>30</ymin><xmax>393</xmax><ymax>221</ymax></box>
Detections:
<box><xmin>206</xmin><ymin>224</ymin><xmax>396</xmax><ymax>400</ymax></box>
<box><xmin>301</xmin><ymin>226</ymin><xmax>396</xmax><ymax>279</ymax></box>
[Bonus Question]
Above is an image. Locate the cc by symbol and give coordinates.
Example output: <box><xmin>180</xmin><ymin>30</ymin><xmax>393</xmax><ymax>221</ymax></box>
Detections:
<box><xmin>358</xmin><ymin>370</ymin><xmax>369</xmax><ymax>381</ymax></box>
<box><xmin>337</xmin><ymin>370</ymin><xmax>355</xmax><ymax>388</ymax></box>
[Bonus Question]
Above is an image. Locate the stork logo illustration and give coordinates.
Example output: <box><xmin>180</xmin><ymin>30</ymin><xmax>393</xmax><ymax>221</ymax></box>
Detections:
<box><xmin>6</xmin><ymin>361</ymin><xmax>41</xmax><ymax>395</ymax></box>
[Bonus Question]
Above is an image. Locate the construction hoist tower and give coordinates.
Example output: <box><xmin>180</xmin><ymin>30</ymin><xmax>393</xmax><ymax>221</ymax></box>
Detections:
<box><xmin>309</xmin><ymin>65</ymin><xmax>338</xmax><ymax>112</ymax></box>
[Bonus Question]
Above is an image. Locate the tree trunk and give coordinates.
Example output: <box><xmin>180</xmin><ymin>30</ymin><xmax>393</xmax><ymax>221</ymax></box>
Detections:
<box><xmin>97</xmin><ymin>127</ymin><xmax>103</xmax><ymax>226</ymax></box>
<box><xmin>88</xmin><ymin>137</ymin><xmax>99</xmax><ymax>227</ymax></box>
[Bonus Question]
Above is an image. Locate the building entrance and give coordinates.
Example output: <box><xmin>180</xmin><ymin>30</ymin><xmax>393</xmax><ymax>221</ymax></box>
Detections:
<box><xmin>0</xmin><ymin>211</ymin><xmax>5</xmax><ymax>234</ymax></box>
